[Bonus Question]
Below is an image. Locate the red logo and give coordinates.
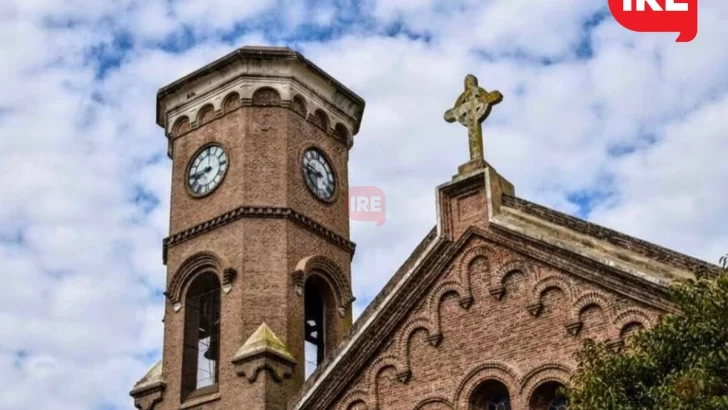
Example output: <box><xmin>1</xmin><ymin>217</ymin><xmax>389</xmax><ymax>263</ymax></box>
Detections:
<box><xmin>608</xmin><ymin>0</ymin><xmax>698</xmax><ymax>42</ymax></box>
<box><xmin>349</xmin><ymin>186</ymin><xmax>386</xmax><ymax>226</ymax></box>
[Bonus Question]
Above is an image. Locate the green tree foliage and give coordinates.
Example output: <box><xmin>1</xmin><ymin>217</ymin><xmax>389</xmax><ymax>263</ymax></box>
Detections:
<box><xmin>568</xmin><ymin>263</ymin><xmax>728</xmax><ymax>410</ymax></box>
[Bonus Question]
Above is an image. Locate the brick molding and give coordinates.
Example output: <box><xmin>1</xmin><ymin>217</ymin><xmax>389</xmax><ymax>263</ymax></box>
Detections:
<box><xmin>162</xmin><ymin>206</ymin><xmax>356</xmax><ymax>264</ymax></box>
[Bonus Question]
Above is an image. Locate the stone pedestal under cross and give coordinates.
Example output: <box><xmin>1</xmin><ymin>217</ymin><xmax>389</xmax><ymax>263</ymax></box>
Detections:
<box><xmin>444</xmin><ymin>74</ymin><xmax>503</xmax><ymax>175</ymax></box>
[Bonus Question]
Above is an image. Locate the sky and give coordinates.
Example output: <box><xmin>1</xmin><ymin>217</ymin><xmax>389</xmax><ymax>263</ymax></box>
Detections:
<box><xmin>0</xmin><ymin>0</ymin><xmax>727</xmax><ymax>409</ymax></box>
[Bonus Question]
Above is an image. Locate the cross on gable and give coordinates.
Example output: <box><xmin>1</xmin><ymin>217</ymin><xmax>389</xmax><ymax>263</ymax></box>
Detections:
<box><xmin>444</xmin><ymin>74</ymin><xmax>503</xmax><ymax>168</ymax></box>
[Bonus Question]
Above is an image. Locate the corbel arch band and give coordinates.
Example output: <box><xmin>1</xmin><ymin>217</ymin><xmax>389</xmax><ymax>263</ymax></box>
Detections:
<box><xmin>529</xmin><ymin>275</ymin><xmax>574</xmax><ymax>308</ymax></box>
<box><xmin>490</xmin><ymin>257</ymin><xmax>538</xmax><ymax>290</ymax></box>
<box><xmin>337</xmin><ymin>390</ymin><xmax>369</xmax><ymax>410</ymax></box>
<box><xmin>570</xmin><ymin>290</ymin><xmax>614</xmax><ymax>323</ymax></box>
<box><xmin>613</xmin><ymin>307</ymin><xmax>657</xmax><ymax>341</ymax></box>
<box><xmin>456</xmin><ymin>244</ymin><xmax>497</xmax><ymax>302</ymax></box>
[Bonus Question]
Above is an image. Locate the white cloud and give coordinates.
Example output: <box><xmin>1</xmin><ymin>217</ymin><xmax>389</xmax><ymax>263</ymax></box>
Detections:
<box><xmin>0</xmin><ymin>0</ymin><xmax>726</xmax><ymax>409</ymax></box>
<box><xmin>591</xmin><ymin>93</ymin><xmax>728</xmax><ymax>259</ymax></box>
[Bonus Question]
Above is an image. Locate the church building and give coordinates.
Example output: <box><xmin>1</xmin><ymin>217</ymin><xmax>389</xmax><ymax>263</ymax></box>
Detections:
<box><xmin>129</xmin><ymin>46</ymin><xmax>721</xmax><ymax>410</ymax></box>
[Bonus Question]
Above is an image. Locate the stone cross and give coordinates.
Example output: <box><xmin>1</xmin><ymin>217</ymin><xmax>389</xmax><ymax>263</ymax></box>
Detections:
<box><xmin>444</xmin><ymin>74</ymin><xmax>503</xmax><ymax>163</ymax></box>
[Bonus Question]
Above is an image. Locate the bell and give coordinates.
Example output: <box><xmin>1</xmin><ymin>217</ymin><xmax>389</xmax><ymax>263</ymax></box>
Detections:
<box><xmin>203</xmin><ymin>331</ymin><xmax>219</xmax><ymax>361</ymax></box>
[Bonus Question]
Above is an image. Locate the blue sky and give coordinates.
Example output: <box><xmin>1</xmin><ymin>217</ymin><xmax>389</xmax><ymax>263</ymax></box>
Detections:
<box><xmin>1</xmin><ymin>0</ymin><xmax>727</xmax><ymax>409</ymax></box>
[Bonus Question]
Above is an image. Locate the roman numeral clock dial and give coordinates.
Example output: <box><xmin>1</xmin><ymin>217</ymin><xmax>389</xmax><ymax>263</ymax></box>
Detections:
<box><xmin>302</xmin><ymin>148</ymin><xmax>336</xmax><ymax>202</ymax></box>
<box><xmin>186</xmin><ymin>144</ymin><xmax>228</xmax><ymax>197</ymax></box>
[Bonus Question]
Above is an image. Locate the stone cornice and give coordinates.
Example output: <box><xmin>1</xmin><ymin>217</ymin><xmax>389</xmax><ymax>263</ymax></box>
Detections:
<box><xmin>162</xmin><ymin>206</ymin><xmax>355</xmax><ymax>265</ymax></box>
<box><xmin>157</xmin><ymin>47</ymin><xmax>364</xmax><ymax>121</ymax></box>
<box><xmin>157</xmin><ymin>46</ymin><xmax>365</xmax><ymax>137</ymax></box>
<box><xmin>500</xmin><ymin>195</ymin><xmax>720</xmax><ymax>278</ymax></box>
<box><xmin>169</xmin><ymin>96</ymin><xmax>351</xmax><ymax>150</ymax></box>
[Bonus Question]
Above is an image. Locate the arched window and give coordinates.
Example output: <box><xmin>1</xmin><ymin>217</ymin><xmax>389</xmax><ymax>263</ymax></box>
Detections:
<box><xmin>529</xmin><ymin>381</ymin><xmax>569</xmax><ymax>410</ymax></box>
<box><xmin>470</xmin><ymin>380</ymin><xmax>511</xmax><ymax>410</ymax></box>
<box><xmin>303</xmin><ymin>274</ymin><xmax>336</xmax><ymax>378</ymax></box>
<box><xmin>181</xmin><ymin>272</ymin><xmax>221</xmax><ymax>400</ymax></box>
<box><xmin>548</xmin><ymin>396</ymin><xmax>569</xmax><ymax>410</ymax></box>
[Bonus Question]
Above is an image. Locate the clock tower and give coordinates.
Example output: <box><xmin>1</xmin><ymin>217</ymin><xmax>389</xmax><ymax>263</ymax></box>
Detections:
<box><xmin>130</xmin><ymin>47</ymin><xmax>365</xmax><ymax>410</ymax></box>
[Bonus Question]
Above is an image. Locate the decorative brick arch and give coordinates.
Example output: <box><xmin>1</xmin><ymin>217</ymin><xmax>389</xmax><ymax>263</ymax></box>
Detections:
<box><xmin>527</xmin><ymin>275</ymin><xmax>574</xmax><ymax>317</ymax></box>
<box><xmin>197</xmin><ymin>103</ymin><xmax>215</xmax><ymax>125</ymax></box>
<box><xmin>414</xmin><ymin>397</ymin><xmax>455</xmax><ymax>410</ymax></box>
<box><xmin>338</xmin><ymin>390</ymin><xmax>369</xmax><ymax>410</ymax></box>
<box><xmin>366</xmin><ymin>355</ymin><xmax>407</xmax><ymax>407</ymax></box>
<box><xmin>223</xmin><ymin>91</ymin><xmax>241</xmax><ymax>112</ymax></box>
<box><xmin>397</xmin><ymin>316</ymin><xmax>438</xmax><ymax>352</ymax></box>
<box><xmin>456</xmin><ymin>244</ymin><xmax>495</xmax><ymax>297</ymax></box>
<box><xmin>453</xmin><ymin>361</ymin><xmax>522</xmax><ymax>410</ymax></box>
<box><xmin>613</xmin><ymin>307</ymin><xmax>656</xmax><ymax>340</ymax></box>
<box><xmin>519</xmin><ymin>362</ymin><xmax>574</xmax><ymax>401</ymax></box>
<box><xmin>171</xmin><ymin>115</ymin><xmax>190</xmax><ymax>137</ymax></box>
<box><xmin>166</xmin><ymin>251</ymin><xmax>230</xmax><ymax>306</ymax></box>
<box><xmin>570</xmin><ymin>290</ymin><xmax>613</xmax><ymax>322</ymax></box>
<box><xmin>613</xmin><ymin>307</ymin><xmax>656</xmax><ymax>329</ymax></box>
<box><xmin>426</xmin><ymin>280</ymin><xmax>472</xmax><ymax>339</ymax></box>
<box><xmin>489</xmin><ymin>258</ymin><xmax>536</xmax><ymax>301</ymax></box>
<box><xmin>252</xmin><ymin>86</ymin><xmax>281</xmax><ymax>106</ymax></box>
<box><xmin>531</xmin><ymin>275</ymin><xmax>574</xmax><ymax>304</ymax></box>
<box><xmin>427</xmin><ymin>280</ymin><xmax>469</xmax><ymax>312</ymax></box>
<box><xmin>396</xmin><ymin>316</ymin><xmax>438</xmax><ymax>376</ymax></box>
<box><xmin>564</xmin><ymin>290</ymin><xmax>614</xmax><ymax>337</ymax></box>
<box><xmin>293</xmin><ymin>255</ymin><xmax>353</xmax><ymax>316</ymax></box>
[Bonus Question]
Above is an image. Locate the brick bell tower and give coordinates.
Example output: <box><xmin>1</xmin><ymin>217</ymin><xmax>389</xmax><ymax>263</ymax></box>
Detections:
<box><xmin>130</xmin><ymin>47</ymin><xmax>365</xmax><ymax>410</ymax></box>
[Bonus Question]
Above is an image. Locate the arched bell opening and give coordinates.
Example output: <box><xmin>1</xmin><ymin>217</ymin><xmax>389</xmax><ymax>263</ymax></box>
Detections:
<box><xmin>181</xmin><ymin>272</ymin><xmax>221</xmax><ymax>400</ymax></box>
<box><xmin>303</xmin><ymin>274</ymin><xmax>337</xmax><ymax>378</ymax></box>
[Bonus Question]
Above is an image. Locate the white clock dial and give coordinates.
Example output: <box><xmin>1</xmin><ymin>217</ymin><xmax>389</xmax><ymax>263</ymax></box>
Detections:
<box><xmin>187</xmin><ymin>144</ymin><xmax>228</xmax><ymax>197</ymax></box>
<box><xmin>302</xmin><ymin>148</ymin><xmax>336</xmax><ymax>201</ymax></box>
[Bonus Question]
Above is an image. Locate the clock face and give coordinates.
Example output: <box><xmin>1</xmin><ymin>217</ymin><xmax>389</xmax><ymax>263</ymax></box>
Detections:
<box><xmin>187</xmin><ymin>144</ymin><xmax>228</xmax><ymax>197</ymax></box>
<box><xmin>302</xmin><ymin>148</ymin><xmax>336</xmax><ymax>201</ymax></box>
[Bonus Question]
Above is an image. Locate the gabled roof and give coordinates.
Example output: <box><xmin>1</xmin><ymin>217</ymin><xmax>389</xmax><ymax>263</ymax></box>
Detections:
<box><xmin>288</xmin><ymin>166</ymin><xmax>720</xmax><ymax>409</ymax></box>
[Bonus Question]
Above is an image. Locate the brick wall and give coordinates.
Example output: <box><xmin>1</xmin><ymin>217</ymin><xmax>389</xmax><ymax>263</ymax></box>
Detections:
<box><xmin>156</xmin><ymin>95</ymin><xmax>354</xmax><ymax>410</ymax></box>
<box><xmin>329</xmin><ymin>236</ymin><xmax>664</xmax><ymax>410</ymax></box>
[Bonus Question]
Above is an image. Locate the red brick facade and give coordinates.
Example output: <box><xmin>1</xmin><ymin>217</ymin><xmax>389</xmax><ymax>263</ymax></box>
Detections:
<box><xmin>287</xmin><ymin>166</ymin><xmax>707</xmax><ymax>410</ymax></box>
<box><xmin>131</xmin><ymin>47</ymin><xmax>717</xmax><ymax>410</ymax></box>
<box><xmin>321</xmin><ymin>235</ymin><xmax>664</xmax><ymax>409</ymax></box>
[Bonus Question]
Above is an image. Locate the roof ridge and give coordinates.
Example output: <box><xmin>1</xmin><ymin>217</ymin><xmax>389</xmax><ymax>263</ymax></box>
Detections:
<box><xmin>501</xmin><ymin>195</ymin><xmax>721</xmax><ymax>276</ymax></box>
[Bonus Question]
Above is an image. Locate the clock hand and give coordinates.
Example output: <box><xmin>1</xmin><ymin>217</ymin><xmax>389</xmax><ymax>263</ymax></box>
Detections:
<box><xmin>190</xmin><ymin>166</ymin><xmax>213</xmax><ymax>180</ymax></box>
<box><xmin>305</xmin><ymin>165</ymin><xmax>323</xmax><ymax>178</ymax></box>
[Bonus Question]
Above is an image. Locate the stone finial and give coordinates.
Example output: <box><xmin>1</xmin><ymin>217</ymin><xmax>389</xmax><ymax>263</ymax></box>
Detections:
<box><xmin>232</xmin><ymin>323</ymin><xmax>297</xmax><ymax>383</ymax></box>
<box><xmin>444</xmin><ymin>74</ymin><xmax>503</xmax><ymax>174</ymax></box>
<box><xmin>130</xmin><ymin>360</ymin><xmax>166</xmax><ymax>410</ymax></box>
